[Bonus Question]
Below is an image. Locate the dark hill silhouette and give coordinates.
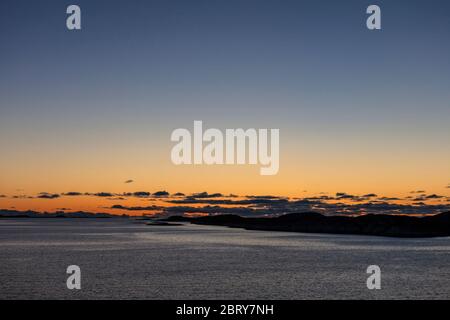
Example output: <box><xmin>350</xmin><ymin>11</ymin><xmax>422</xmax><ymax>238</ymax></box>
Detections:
<box><xmin>0</xmin><ymin>209</ymin><xmax>117</xmax><ymax>218</ymax></box>
<box><xmin>166</xmin><ymin>212</ymin><xmax>450</xmax><ymax>238</ymax></box>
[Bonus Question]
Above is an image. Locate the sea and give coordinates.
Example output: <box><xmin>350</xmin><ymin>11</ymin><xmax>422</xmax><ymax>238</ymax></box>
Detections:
<box><xmin>1</xmin><ymin>218</ymin><xmax>449</xmax><ymax>299</ymax></box>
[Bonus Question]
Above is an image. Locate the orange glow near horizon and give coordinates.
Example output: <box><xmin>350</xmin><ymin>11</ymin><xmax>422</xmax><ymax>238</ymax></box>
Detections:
<box><xmin>1</xmin><ymin>130</ymin><xmax>449</xmax><ymax>215</ymax></box>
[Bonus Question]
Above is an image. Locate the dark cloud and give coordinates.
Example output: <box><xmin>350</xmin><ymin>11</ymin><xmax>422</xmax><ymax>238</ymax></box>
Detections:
<box><xmin>132</xmin><ymin>191</ymin><xmax>151</xmax><ymax>198</ymax></box>
<box><xmin>337</xmin><ymin>194</ymin><xmax>357</xmax><ymax>200</ymax></box>
<box><xmin>12</xmin><ymin>195</ymin><xmax>33</xmax><ymax>199</ymax></box>
<box><xmin>9</xmin><ymin>187</ymin><xmax>450</xmax><ymax>218</ymax></box>
<box><xmin>112</xmin><ymin>198</ymin><xmax>450</xmax><ymax>218</ymax></box>
<box><xmin>111</xmin><ymin>204</ymin><xmax>259</xmax><ymax>217</ymax></box>
<box><xmin>111</xmin><ymin>204</ymin><xmax>163</xmax><ymax>211</ymax></box>
<box><xmin>153</xmin><ymin>190</ymin><xmax>170</xmax><ymax>197</ymax></box>
<box><xmin>167</xmin><ymin>197</ymin><xmax>289</xmax><ymax>206</ymax></box>
<box><xmin>124</xmin><ymin>180</ymin><xmax>134</xmax><ymax>184</ymax></box>
<box><xmin>63</xmin><ymin>192</ymin><xmax>82</xmax><ymax>196</ymax></box>
<box><xmin>94</xmin><ymin>192</ymin><xmax>114</xmax><ymax>197</ymax></box>
<box><xmin>191</xmin><ymin>192</ymin><xmax>223</xmax><ymax>198</ymax></box>
<box><xmin>425</xmin><ymin>194</ymin><xmax>444</xmax><ymax>199</ymax></box>
<box><xmin>412</xmin><ymin>194</ymin><xmax>443</xmax><ymax>201</ymax></box>
<box><xmin>302</xmin><ymin>196</ymin><xmax>334</xmax><ymax>201</ymax></box>
<box><xmin>348</xmin><ymin>202</ymin><xmax>447</xmax><ymax>215</ymax></box>
<box><xmin>334</xmin><ymin>193</ymin><xmax>371</xmax><ymax>201</ymax></box>
<box><xmin>172</xmin><ymin>192</ymin><xmax>185</xmax><ymax>197</ymax></box>
<box><xmin>0</xmin><ymin>194</ymin><xmax>6</xmax><ymax>198</ymax></box>
<box><xmin>37</xmin><ymin>192</ymin><xmax>60</xmax><ymax>199</ymax></box>
<box><xmin>246</xmin><ymin>195</ymin><xmax>284</xmax><ymax>200</ymax></box>
<box><xmin>378</xmin><ymin>197</ymin><xmax>400</xmax><ymax>201</ymax></box>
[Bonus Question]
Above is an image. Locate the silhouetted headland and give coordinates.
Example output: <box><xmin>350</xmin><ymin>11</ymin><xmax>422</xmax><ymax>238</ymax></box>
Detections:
<box><xmin>165</xmin><ymin>212</ymin><xmax>450</xmax><ymax>238</ymax></box>
<box><xmin>145</xmin><ymin>221</ymin><xmax>183</xmax><ymax>226</ymax></box>
<box><xmin>0</xmin><ymin>209</ymin><xmax>120</xmax><ymax>218</ymax></box>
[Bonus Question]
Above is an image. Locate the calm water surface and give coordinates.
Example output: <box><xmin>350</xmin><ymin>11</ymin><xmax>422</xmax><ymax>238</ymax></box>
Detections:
<box><xmin>1</xmin><ymin>218</ymin><xmax>449</xmax><ymax>299</ymax></box>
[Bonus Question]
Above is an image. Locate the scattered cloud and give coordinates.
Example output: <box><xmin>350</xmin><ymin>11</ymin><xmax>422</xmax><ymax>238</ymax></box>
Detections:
<box><xmin>132</xmin><ymin>191</ymin><xmax>151</xmax><ymax>198</ymax></box>
<box><xmin>335</xmin><ymin>193</ymin><xmax>357</xmax><ymax>200</ymax></box>
<box><xmin>425</xmin><ymin>194</ymin><xmax>444</xmax><ymax>199</ymax></box>
<box><xmin>246</xmin><ymin>195</ymin><xmax>284</xmax><ymax>199</ymax></box>
<box><xmin>5</xmin><ymin>187</ymin><xmax>449</xmax><ymax>218</ymax></box>
<box><xmin>153</xmin><ymin>190</ymin><xmax>170</xmax><ymax>197</ymax></box>
<box><xmin>110</xmin><ymin>197</ymin><xmax>449</xmax><ymax>217</ymax></box>
<box><xmin>12</xmin><ymin>195</ymin><xmax>33</xmax><ymax>199</ymax></box>
<box><xmin>62</xmin><ymin>192</ymin><xmax>83</xmax><ymax>196</ymax></box>
<box><xmin>94</xmin><ymin>192</ymin><xmax>114</xmax><ymax>197</ymax></box>
<box><xmin>111</xmin><ymin>204</ymin><xmax>259</xmax><ymax>217</ymax></box>
<box><xmin>37</xmin><ymin>192</ymin><xmax>60</xmax><ymax>199</ymax></box>
<box><xmin>168</xmin><ymin>196</ymin><xmax>289</xmax><ymax>206</ymax></box>
<box><xmin>191</xmin><ymin>192</ymin><xmax>223</xmax><ymax>198</ymax></box>
<box><xmin>378</xmin><ymin>197</ymin><xmax>400</xmax><ymax>201</ymax></box>
<box><xmin>172</xmin><ymin>192</ymin><xmax>185</xmax><ymax>197</ymax></box>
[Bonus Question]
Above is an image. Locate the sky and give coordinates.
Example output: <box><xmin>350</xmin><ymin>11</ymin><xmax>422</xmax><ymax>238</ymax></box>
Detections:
<box><xmin>0</xmin><ymin>0</ymin><xmax>449</xmax><ymax>215</ymax></box>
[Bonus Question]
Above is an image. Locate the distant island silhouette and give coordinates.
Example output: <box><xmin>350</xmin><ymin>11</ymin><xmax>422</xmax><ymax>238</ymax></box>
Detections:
<box><xmin>0</xmin><ymin>209</ymin><xmax>119</xmax><ymax>218</ymax></box>
<box><xmin>3</xmin><ymin>208</ymin><xmax>450</xmax><ymax>238</ymax></box>
<box><xmin>165</xmin><ymin>211</ymin><xmax>450</xmax><ymax>238</ymax></box>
